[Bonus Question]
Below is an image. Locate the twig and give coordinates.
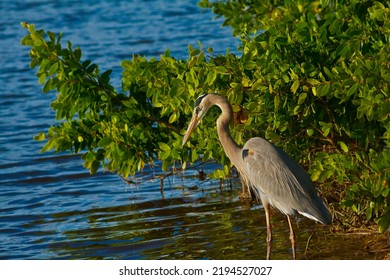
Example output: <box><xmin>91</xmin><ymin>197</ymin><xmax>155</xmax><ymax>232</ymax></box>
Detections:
<box><xmin>305</xmin><ymin>233</ymin><xmax>314</xmax><ymax>256</ymax></box>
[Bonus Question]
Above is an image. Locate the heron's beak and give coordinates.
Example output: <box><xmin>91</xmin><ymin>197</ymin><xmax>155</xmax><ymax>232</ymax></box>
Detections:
<box><xmin>182</xmin><ymin>112</ymin><xmax>200</xmax><ymax>146</ymax></box>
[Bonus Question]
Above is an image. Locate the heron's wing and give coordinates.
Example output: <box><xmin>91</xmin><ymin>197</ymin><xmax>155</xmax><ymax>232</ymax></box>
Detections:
<box><xmin>242</xmin><ymin>137</ymin><xmax>331</xmax><ymax>224</ymax></box>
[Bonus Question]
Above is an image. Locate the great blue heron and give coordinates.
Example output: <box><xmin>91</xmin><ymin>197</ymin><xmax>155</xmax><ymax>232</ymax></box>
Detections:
<box><xmin>182</xmin><ymin>93</ymin><xmax>331</xmax><ymax>260</ymax></box>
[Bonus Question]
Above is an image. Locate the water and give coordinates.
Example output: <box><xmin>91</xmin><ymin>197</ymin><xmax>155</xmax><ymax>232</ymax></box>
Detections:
<box><xmin>0</xmin><ymin>0</ymin><xmax>381</xmax><ymax>260</ymax></box>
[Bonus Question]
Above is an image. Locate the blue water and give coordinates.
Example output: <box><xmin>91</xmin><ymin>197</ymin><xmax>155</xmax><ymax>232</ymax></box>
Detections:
<box><xmin>0</xmin><ymin>0</ymin><xmax>361</xmax><ymax>260</ymax></box>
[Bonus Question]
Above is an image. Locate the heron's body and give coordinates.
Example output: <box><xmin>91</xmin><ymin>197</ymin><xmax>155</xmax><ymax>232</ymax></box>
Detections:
<box><xmin>243</xmin><ymin>137</ymin><xmax>331</xmax><ymax>224</ymax></box>
<box><xmin>182</xmin><ymin>94</ymin><xmax>331</xmax><ymax>259</ymax></box>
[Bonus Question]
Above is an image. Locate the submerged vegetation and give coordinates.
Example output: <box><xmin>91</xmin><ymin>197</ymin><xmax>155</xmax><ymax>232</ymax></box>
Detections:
<box><xmin>21</xmin><ymin>0</ymin><xmax>389</xmax><ymax>232</ymax></box>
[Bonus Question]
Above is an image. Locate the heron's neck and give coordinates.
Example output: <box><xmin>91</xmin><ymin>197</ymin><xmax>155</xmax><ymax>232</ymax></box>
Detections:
<box><xmin>210</xmin><ymin>95</ymin><xmax>242</xmax><ymax>168</ymax></box>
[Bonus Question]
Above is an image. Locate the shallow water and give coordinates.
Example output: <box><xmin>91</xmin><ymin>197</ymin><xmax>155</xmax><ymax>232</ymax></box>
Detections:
<box><xmin>0</xmin><ymin>0</ymin><xmax>384</xmax><ymax>260</ymax></box>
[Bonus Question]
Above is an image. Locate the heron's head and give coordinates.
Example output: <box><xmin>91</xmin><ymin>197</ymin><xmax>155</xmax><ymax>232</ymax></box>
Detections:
<box><xmin>182</xmin><ymin>93</ymin><xmax>212</xmax><ymax>146</ymax></box>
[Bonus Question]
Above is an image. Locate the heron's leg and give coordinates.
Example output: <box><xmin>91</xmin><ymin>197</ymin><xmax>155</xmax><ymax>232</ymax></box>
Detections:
<box><xmin>287</xmin><ymin>215</ymin><xmax>296</xmax><ymax>260</ymax></box>
<box><xmin>264</xmin><ymin>203</ymin><xmax>272</xmax><ymax>260</ymax></box>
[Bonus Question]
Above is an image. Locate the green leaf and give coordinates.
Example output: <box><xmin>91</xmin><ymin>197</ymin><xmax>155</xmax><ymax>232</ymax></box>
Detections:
<box><xmin>34</xmin><ymin>132</ymin><xmax>46</xmax><ymax>141</ymax></box>
<box><xmin>298</xmin><ymin>92</ymin><xmax>307</xmax><ymax>105</ymax></box>
<box><xmin>338</xmin><ymin>141</ymin><xmax>349</xmax><ymax>153</ymax></box>
<box><xmin>48</xmin><ymin>62</ymin><xmax>58</xmax><ymax>76</ymax></box>
<box><xmin>310</xmin><ymin>170</ymin><xmax>321</xmax><ymax>182</ymax></box>
<box><xmin>90</xmin><ymin>160</ymin><xmax>100</xmax><ymax>174</ymax></box>
<box><xmin>307</xmin><ymin>78</ymin><xmax>320</xmax><ymax>86</ymax></box>
<box><xmin>323</xmin><ymin>66</ymin><xmax>333</xmax><ymax>79</ymax></box>
<box><xmin>366</xmin><ymin>207</ymin><xmax>373</xmax><ymax>220</ymax></box>
<box><xmin>306</xmin><ymin>129</ymin><xmax>314</xmax><ymax>136</ymax></box>
<box><xmin>40</xmin><ymin>139</ymin><xmax>56</xmax><ymax>153</ymax></box>
<box><xmin>347</xmin><ymin>83</ymin><xmax>358</xmax><ymax>97</ymax></box>
<box><xmin>206</xmin><ymin>71</ymin><xmax>217</xmax><ymax>85</ymax></box>
<box><xmin>169</xmin><ymin>112</ymin><xmax>178</xmax><ymax>123</ymax></box>
<box><xmin>158</xmin><ymin>142</ymin><xmax>171</xmax><ymax>152</ymax></box>
<box><xmin>162</xmin><ymin>159</ymin><xmax>171</xmax><ymax>171</ymax></box>
<box><xmin>243</xmin><ymin>60</ymin><xmax>256</xmax><ymax>70</ymax></box>
<box><xmin>100</xmin><ymin>69</ymin><xmax>112</xmax><ymax>84</ymax></box>
<box><xmin>191</xmin><ymin>148</ymin><xmax>198</xmax><ymax>162</ymax></box>
<box><xmin>290</xmin><ymin>80</ymin><xmax>300</xmax><ymax>93</ymax></box>
<box><xmin>160</xmin><ymin>151</ymin><xmax>170</xmax><ymax>160</ymax></box>
<box><xmin>20</xmin><ymin>34</ymin><xmax>33</xmax><ymax>46</ymax></box>
<box><xmin>38</xmin><ymin>73</ymin><xmax>46</xmax><ymax>84</ymax></box>
<box><xmin>378</xmin><ymin>212</ymin><xmax>390</xmax><ymax>233</ymax></box>
<box><xmin>316</xmin><ymin>84</ymin><xmax>330</xmax><ymax>96</ymax></box>
<box><xmin>319</xmin><ymin>121</ymin><xmax>332</xmax><ymax>137</ymax></box>
<box><xmin>312</xmin><ymin>86</ymin><xmax>317</xmax><ymax>96</ymax></box>
<box><xmin>42</xmin><ymin>78</ymin><xmax>52</xmax><ymax>93</ymax></box>
<box><xmin>98</xmin><ymin>137</ymin><xmax>112</xmax><ymax>147</ymax></box>
<box><xmin>74</xmin><ymin>47</ymin><xmax>82</xmax><ymax>61</ymax></box>
<box><xmin>274</xmin><ymin>95</ymin><xmax>280</xmax><ymax>110</ymax></box>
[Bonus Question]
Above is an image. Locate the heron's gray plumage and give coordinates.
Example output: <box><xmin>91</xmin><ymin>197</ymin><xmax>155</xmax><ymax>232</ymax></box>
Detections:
<box><xmin>242</xmin><ymin>137</ymin><xmax>331</xmax><ymax>225</ymax></box>
<box><xmin>182</xmin><ymin>93</ymin><xmax>332</xmax><ymax>259</ymax></box>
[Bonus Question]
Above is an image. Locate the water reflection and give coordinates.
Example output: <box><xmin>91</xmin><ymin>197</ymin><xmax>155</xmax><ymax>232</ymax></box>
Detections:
<box><xmin>4</xmin><ymin>161</ymin><xmax>325</xmax><ymax>260</ymax></box>
<box><xmin>46</xmin><ymin>189</ymin><xmax>260</xmax><ymax>259</ymax></box>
